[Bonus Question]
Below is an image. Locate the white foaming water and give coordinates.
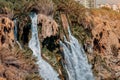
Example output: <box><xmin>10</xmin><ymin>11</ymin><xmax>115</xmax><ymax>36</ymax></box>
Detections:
<box><xmin>14</xmin><ymin>19</ymin><xmax>22</xmax><ymax>49</ymax></box>
<box><xmin>60</xmin><ymin>27</ymin><xmax>94</xmax><ymax>80</ymax></box>
<box><xmin>29</xmin><ymin>12</ymin><xmax>60</xmax><ymax>80</ymax></box>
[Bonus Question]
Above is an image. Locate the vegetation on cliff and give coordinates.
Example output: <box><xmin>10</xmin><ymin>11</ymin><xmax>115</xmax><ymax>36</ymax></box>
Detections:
<box><xmin>91</xmin><ymin>7</ymin><xmax>120</xmax><ymax>20</ymax></box>
<box><xmin>85</xmin><ymin>8</ymin><xmax>120</xmax><ymax>80</ymax></box>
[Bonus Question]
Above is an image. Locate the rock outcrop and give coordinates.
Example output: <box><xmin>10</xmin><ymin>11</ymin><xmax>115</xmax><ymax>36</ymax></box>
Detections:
<box><xmin>0</xmin><ymin>15</ymin><xmax>14</xmax><ymax>48</ymax></box>
<box><xmin>0</xmin><ymin>47</ymin><xmax>40</xmax><ymax>80</ymax></box>
<box><xmin>38</xmin><ymin>14</ymin><xmax>58</xmax><ymax>39</ymax></box>
<box><xmin>85</xmin><ymin>10</ymin><xmax>120</xmax><ymax>80</ymax></box>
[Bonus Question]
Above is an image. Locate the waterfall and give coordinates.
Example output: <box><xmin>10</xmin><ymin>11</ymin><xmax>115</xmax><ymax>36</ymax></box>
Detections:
<box><xmin>14</xmin><ymin>19</ymin><xmax>17</xmax><ymax>41</ymax></box>
<box><xmin>14</xmin><ymin>19</ymin><xmax>22</xmax><ymax>49</ymax></box>
<box><xmin>60</xmin><ymin>27</ymin><xmax>94</xmax><ymax>80</ymax></box>
<box><xmin>29</xmin><ymin>12</ymin><xmax>60</xmax><ymax>80</ymax></box>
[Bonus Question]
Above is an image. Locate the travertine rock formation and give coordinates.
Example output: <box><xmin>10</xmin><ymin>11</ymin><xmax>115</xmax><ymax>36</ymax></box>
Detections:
<box><xmin>0</xmin><ymin>47</ymin><xmax>39</xmax><ymax>80</ymax></box>
<box><xmin>38</xmin><ymin>14</ymin><xmax>58</xmax><ymax>39</ymax></box>
<box><xmin>85</xmin><ymin>13</ymin><xmax>120</xmax><ymax>80</ymax></box>
<box><xmin>0</xmin><ymin>16</ymin><xmax>14</xmax><ymax>48</ymax></box>
<box><xmin>0</xmin><ymin>77</ymin><xmax>6</xmax><ymax>80</ymax></box>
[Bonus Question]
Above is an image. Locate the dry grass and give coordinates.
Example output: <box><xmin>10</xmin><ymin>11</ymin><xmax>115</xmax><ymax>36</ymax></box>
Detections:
<box><xmin>90</xmin><ymin>8</ymin><xmax>120</xmax><ymax>20</ymax></box>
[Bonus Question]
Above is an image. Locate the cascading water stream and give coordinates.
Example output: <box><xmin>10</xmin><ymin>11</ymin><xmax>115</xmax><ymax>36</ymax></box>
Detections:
<box><xmin>14</xmin><ymin>19</ymin><xmax>18</xmax><ymax>41</ymax></box>
<box><xmin>29</xmin><ymin>12</ymin><xmax>60</xmax><ymax>80</ymax></box>
<box><xmin>60</xmin><ymin>27</ymin><xmax>94</xmax><ymax>80</ymax></box>
<box><xmin>14</xmin><ymin>19</ymin><xmax>22</xmax><ymax>49</ymax></box>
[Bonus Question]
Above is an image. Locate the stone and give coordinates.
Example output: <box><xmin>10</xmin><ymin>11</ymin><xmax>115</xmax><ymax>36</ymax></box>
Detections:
<box><xmin>0</xmin><ymin>77</ymin><xmax>6</xmax><ymax>80</ymax></box>
<box><xmin>38</xmin><ymin>14</ymin><xmax>58</xmax><ymax>39</ymax></box>
<box><xmin>85</xmin><ymin>13</ymin><xmax>120</xmax><ymax>79</ymax></box>
<box><xmin>0</xmin><ymin>15</ymin><xmax>14</xmax><ymax>48</ymax></box>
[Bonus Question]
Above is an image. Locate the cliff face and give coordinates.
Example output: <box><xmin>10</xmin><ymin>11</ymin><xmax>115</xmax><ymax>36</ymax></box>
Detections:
<box><xmin>0</xmin><ymin>16</ymin><xmax>14</xmax><ymax>48</ymax></box>
<box><xmin>37</xmin><ymin>14</ymin><xmax>58</xmax><ymax>39</ymax></box>
<box><xmin>85</xmin><ymin>9</ymin><xmax>120</xmax><ymax>80</ymax></box>
<box><xmin>0</xmin><ymin>47</ymin><xmax>40</xmax><ymax>80</ymax></box>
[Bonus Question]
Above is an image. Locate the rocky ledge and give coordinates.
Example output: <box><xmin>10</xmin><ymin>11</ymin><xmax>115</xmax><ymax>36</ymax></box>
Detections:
<box><xmin>85</xmin><ymin>9</ymin><xmax>120</xmax><ymax>80</ymax></box>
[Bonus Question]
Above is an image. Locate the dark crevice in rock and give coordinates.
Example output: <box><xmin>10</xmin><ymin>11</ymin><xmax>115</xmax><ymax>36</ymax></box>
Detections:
<box><xmin>96</xmin><ymin>34</ymin><xmax>98</xmax><ymax>37</ymax></box>
<box><xmin>1</xmin><ymin>35</ymin><xmax>6</xmax><ymax>44</ymax></box>
<box><xmin>42</xmin><ymin>36</ymin><xmax>59</xmax><ymax>52</ymax></box>
<box><xmin>118</xmin><ymin>38</ymin><xmax>120</xmax><ymax>43</ymax></box>
<box><xmin>2</xmin><ymin>19</ymin><xmax>5</xmax><ymax>24</ymax></box>
<box><xmin>102</xmin><ymin>45</ymin><xmax>106</xmax><ymax>50</ymax></box>
<box><xmin>99</xmin><ymin>32</ymin><xmax>103</xmax><ymax>38</ymax></box>
<box><xmin>4</xmin><ymin>27</ymin><xmax>8</xmax><ymax>33</ymax></box>
<box><xmin>30</xmin><ymin>8</ymin><xmax>39</xmax><ymax>14</ymax></box>
<box><xmin>93</xmin><ymin>38</ymin><xmax>101</xmax><ymax>52</ymax></box>
<box><xmin>103</xmin><ymin>21</ymin><xmax>107</xmax><ymax>25</ymax></box>
<box><xmin>21</xmin><ymin>24</ymin><xmax>31</xmax><ymax>45</ymax></box>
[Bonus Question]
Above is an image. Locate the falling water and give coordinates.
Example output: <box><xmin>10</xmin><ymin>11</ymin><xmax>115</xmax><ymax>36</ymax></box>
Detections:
<box><xmin>60</xmin><ymin>27</ymin><xmax>94</xmax><ymax>80</ymax></box>
<box><xmin>14</xmin><ymin>19</ymin><xmax>22</xmax><ymax>49</ymax></box>
<box><xmin>29</xmin><ymin>12</ymin><xmax>60</xmax><ymax>80</ymax></box>
<box><xmin>14</xmin><ymin>19</ymin><xmax>18</xmax><ymax>41</ymax></box>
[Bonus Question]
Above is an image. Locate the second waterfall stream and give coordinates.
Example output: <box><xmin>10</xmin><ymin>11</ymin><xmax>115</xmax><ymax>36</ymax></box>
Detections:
<box><xmin>60</xmin><ymin>27</ymin><xmax>94</xmax><ymax>80</ymax></box>
<box><xmin>29</xmin><ymin>12</ymin><xmax>60</xmax><ymax>80</ymax></box>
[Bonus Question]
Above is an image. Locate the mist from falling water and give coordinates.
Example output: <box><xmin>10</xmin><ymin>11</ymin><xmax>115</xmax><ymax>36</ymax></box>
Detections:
<box><xmin>60</xmin><ymin>27</ymin><xmax>94</xmax><ymax>80</ymax></box>
<box><xmin>29</xmin><ymin>12</ymin><xmax>60</xmax><ymax>80</ymax></box>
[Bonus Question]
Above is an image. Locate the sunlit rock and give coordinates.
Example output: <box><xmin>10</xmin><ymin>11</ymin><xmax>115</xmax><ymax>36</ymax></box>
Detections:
<box><xmin>38</xmin><ymin>14</ymin><xmax>58</xmax><ymax>39</ymax></box>
<box><xmin>0</xmin><ymin>16</ymin><xmax>14</xmax><ymax>48</ymax></box>
<box><xmin>85</xmin><ymin>12</ymin><xmax>120</xmax><ymax>79</ymax></box>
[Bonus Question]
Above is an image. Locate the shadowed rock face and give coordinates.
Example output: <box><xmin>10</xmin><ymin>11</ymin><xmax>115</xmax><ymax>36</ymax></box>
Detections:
<box><xmin>0</xmin><ymin>16</ymin><xmax>14</xmax><ymax>48</ymax></box>
<box><xmin>85</xmin><ymin>14</ymin><xmax>120</xmax><ymax>79</ymax></box>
